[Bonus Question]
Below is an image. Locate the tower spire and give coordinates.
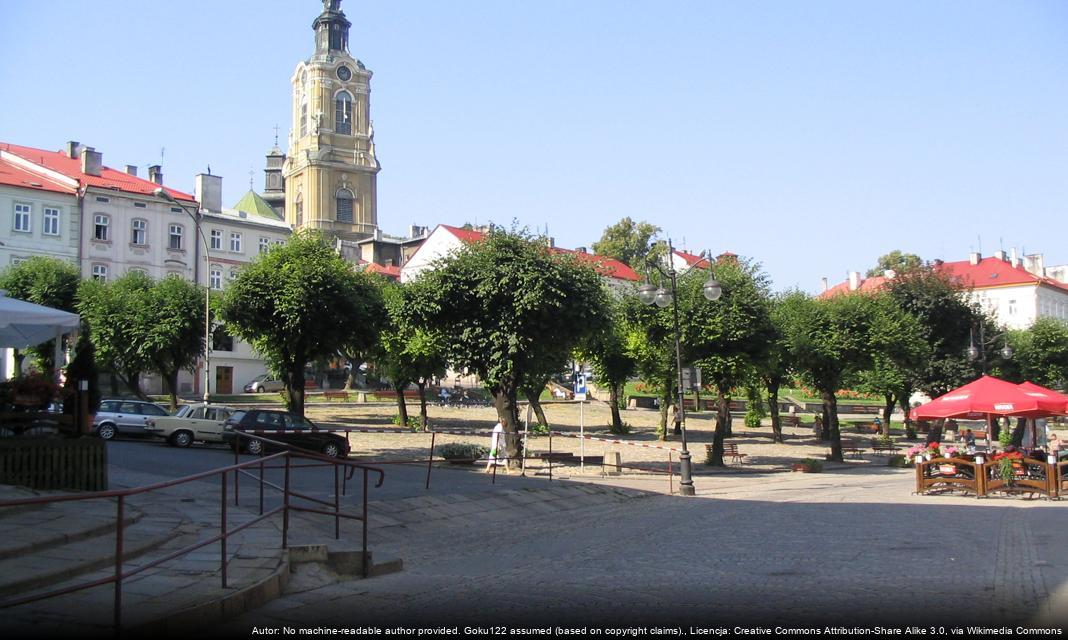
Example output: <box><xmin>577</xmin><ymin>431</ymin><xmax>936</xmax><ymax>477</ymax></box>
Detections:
<box><xmin>313</xmin><ymin>0</ymin><xmax>350</xmax><ymax>54</ymax></box>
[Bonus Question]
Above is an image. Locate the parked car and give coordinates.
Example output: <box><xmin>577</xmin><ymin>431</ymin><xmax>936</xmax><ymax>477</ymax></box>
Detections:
<box><xmin>92</xmin><ymin>399</ymin><xmax>172</xmax><ymax>440</ymax></box>
<box><xmin>244</xmin><ymin>374</ymin><xmax>284</xmax><ymax>393</ymax></box>
<box><xmin>144</xmin><ymin>403</ymin><xmax>236</xmax><ymax>448</ymax></box>
<box><xmin>222</xmin><ymin>409</ymin><xmax>349</xmax><ymax>458</ymax></box>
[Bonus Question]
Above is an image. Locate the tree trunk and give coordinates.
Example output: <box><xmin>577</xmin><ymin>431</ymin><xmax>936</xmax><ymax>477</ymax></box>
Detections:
<box><xmin>882</xmin><ymin>394</ymin><xmax>895</xmax><ymax>437</ymax></box>
<box><xmin>109</xmin><ymin>372</ymin><xmax>119</xmax><ymax>397</ymax></box>
<box><xmin>707</xmin><ymin>387</ymin><xmax>731</xmax><ymax>467</ymax></box>
<box><xmin>767</xmin><ymin>379</ymin><xmax>783</xmax><ymax>444</ymax></box>
<box><xmin>823</xmin><ymin>389</ymin><xmax>843</xmax><ymax>462</ymax></box>
<box><xmin>161</xmin><ymin>368</ymin><xmax>180</xmax><ymax>411</ymax></box>
<box><xmin>119</xmin><ymin>370</ymin><xmax>148</xmax><ymax>401</ymax></box>
<box><xmin>608</xmin><ymin>383</ymin><xmax>624</xmax><ymax>434</ymax></box>
<box><xmin>344</xmin><ymin>366</ymin><xmax>357</xmax><ymax>391</ymax></box>
<box><xmin>723</xmin><ymin>391</ymin><xmax>734</xmax><ymax>437</ymax></box>
<box><xmin>284</xmin><ymin>363</ymin><xmax>305</xmax><ymax>416</ymax></box>
<box><xmin>394</xmin><ymin>382</ymin><xmax>409</xmax><ymax>427</ymax></box>
<box><xmin>417</xmin><ymin>379</ymin><xmax>429</xmax><ymax>431</ymax></box>
<box><xmin>493</xmin><ymin>379</ymin><xmax>522</xmax><ymax>466</ymax></box>
<box><xmin>658</xmin><ymin>392</ymin><xmax>669</xmax><ymax>441</ymax></box>
<box><xmin>820</xmin><ymin>397</ymin><xmax>832</xmax><ymax>441</ymax></box>
<box><xmin>525</xmin><ymin>389</ymin><xmax>549</xmax><ymax>429</ymax></box>
<box><xmin>693</xmin><ymin>387</ymin><xmax>701</xmax><ymax>414</ymax></box>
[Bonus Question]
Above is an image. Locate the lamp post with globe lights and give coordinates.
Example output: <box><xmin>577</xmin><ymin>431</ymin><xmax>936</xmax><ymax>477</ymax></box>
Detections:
<box><xmin>636</xmin><ymin>240</ymin><xmax>722</xmax><ymax>496</ymax></box>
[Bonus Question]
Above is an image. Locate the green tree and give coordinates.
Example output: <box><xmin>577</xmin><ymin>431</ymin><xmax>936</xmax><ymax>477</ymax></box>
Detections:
<box><xmin>405</xmin><ymin>230</ymin><xmax>609</xmax><ymax>461</ymax></box>
<box><xmin>866</xmin><ymin>250</ymin><xmax>923</xmax><ymax>278</ymax></box>
<box><xmin>780</xmin><ymin>292</ymin><xmax>879</xmax><ymax>462</ymax></box>
<box><xmin>623</xmin><ymin>293</ymin><xmax>677</xmax><ymax>440</ymax></box>
<box><xmin>375</xmin><ymin>279</ymin><xmax>448</xmax><ymax>429</ymax></box>
<box><xmin>140</xmin><ymin>275</ymin><xmax>206</xmax><ymax>410</ymax></box>
<box><xmin>218</xmin><ymin>231</ymin><xmax>386</xmax><ymax>415</ymax></box>
<box><xmin>77</xmin><ymin>274</ymin><xmax>152</xmax><ymax>398</ymax></box>
<box><xmin>579</xmin><ymin>297</ymin><xmax>637</xmax><ymax>434</ymax></box>
<box><xmin>1006</xmin><ymin>318</ymin><xmax>1068</xmax><ymax>389</ymax></box>
<box><xmin>758</xmin><ymin>294</ymin><xmax>794</xmax><ymax>443</ymax></box>
<box><xmin>681</xmin><ymin>258</ymin><xmax>774</xmax><ymax>466</ymax></box>
<box><xmin>0</xmin><ymin>257</ymin><xmax>81</xmax><ymax>374</ymax></box>
<box><xmin>852</xmin><ymin>293</ymin><xmax>927</xmax><ymax>435</ymax></box>
<box><xmin>591</xmin><ymin>217</ymin><xmax>661</xmax><ymax>269</ymax></box>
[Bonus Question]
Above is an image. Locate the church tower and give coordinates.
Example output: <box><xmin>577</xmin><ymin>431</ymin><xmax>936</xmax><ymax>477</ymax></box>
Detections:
<box><xmin>284</xmin><ymin>0</ymin><xmax>379</xmax><ymax>240</ymax></box>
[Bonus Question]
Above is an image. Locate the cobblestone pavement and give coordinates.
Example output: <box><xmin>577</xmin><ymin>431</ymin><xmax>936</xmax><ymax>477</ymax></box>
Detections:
<box><xmin>221</xmin><ymin>466</ymin><xmax>1068</xmax><ymax>632</ymax></box>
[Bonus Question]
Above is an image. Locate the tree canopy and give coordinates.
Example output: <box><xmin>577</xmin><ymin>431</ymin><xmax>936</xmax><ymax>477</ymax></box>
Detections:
<box><xmin>405</xmin><ymin>229</ymin><xmax>609</xmax><ymax>459</ymax></box>
<box><xmin>591</xmin><ymin>217</ymin><xmax>661</xmax><ymax>269</ymax></box>
<box><xmin>867</xmin><ymin>250</ymin><xmax>923</xmax><ymax>278</ymax></box>
<box><xmin>219</xmin><ymin>231</ymin><xmax>385</xmax><ymax>415</ymax></box>
<box><xmin>0</xmin><ymin>256</ymin><xmax>81</xmax><ymax>373</ymax></box>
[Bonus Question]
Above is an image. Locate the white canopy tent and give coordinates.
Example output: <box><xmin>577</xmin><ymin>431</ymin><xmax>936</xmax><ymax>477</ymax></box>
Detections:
<box><xmin>0</xmin><ymin>292</ymin><xmax>80</xmax><ymax>379</ymax></box>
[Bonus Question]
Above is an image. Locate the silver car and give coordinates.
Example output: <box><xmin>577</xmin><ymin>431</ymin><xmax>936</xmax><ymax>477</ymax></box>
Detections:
<box><xmin>93</xmin><ymin>399</ymin><xmax>171</xmax><ymax>440</ymax></box>
<box><xmin>244</xmin><ymin>374</ymin><xmax>284</xmax><ymax>393</ymax></box>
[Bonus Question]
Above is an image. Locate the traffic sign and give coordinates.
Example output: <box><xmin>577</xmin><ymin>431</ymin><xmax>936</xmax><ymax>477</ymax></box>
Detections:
<box><xmin>574</xmin><ymin>375</ymin><xmax>587</xmax><ymax>396</ymax></box>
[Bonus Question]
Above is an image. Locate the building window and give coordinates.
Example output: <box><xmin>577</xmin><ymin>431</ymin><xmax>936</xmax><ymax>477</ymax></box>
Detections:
<box><xmin>300</xmin><ymin>95</ymin><xmax>308</xmax><ymax>137</ymax></box>
<box><xmin>129</xmin><ymin>268</ymin><xmax>148</xmax><ymax>276</ymax></box>
<box><xmin>170</xmin><ymin>207</ymin><xmax>182</xmax><ymax>213</ymax></box>
<box><xmin>13</xmin><ymin>203</ymin><xmax>31</xmax><ymax>232</ymax></box>
<box><xmin>11</xmin><ymin>256</ymin><xmax>27</xmax><ymax>266</ymax></box>
<box><xmin>259</xmin><ymin>237</ymin><xmax>271</xmax><ymax>254</ymax></box>
<box><xmin>213</xmin><ymin>332</ymin><xmax>234</xmax><ymax>352</ymax></box>
<box><xmin>43</xmin><ymin>207</ymin><xmax>60</xmax><ymax>236</ymax></box>
<box><xmin>92</xmin><ymin>264</ymin><xmax>108</xmax><ymax>281</ymax></box>
<box><xmin>336</xmin><ymin>188</ymin><xmax>354</xmax><ymax>223</ymax></box>
<box><xmin>230</xmin><ymin>232</ymin><xmax>242</xmax><ymax>253</ymax></box>
<box><xmin>131</xmin><ymin>219</ymin><xmax>147</xmax><ymax>245</ymax></box>
<box><xmin>210</xmin><ymin>229</ymin><xmax>222</xmax><ymax>250</ymax></box>
<box><xmin>229</xmin><ymin>268</ymin><xmax>239</xmax><ymax>282</ymax></box>
<box><xmin>95</xmin><ymin>196</ymin><xmax>110</xmax><ymax>203</ymax></box>
<box><xmin>335</xmin><ymin>91</ymin><xmax>353</xmax><ymax>135</ymax></box>
<box><xmin>1008</xmin><ymin>299</ymin><xmax>1017</xmax><ymax>316</ymax></box>
<box><xmin>295</xmin><ymin>193</ymin><xmax>304</xmax><ymax>226</ymax></box>
<box><xmin>94</xmin><ymin>214</ymin><xmax>110</xmax><ymax>241</ymax></box>
<box><xmin>169</xmin><ymin>224</ymin><xmax>183</xmax><ymax>250</ymax></box>
<box><xmin>210</xmin><ymin>268</ymin><xmax>222</xmax><ymax>290</ymax></box>
<box><xmin>134</xmin><ymin>202</ymin><xmax>147</xmax><ymax>209</ymax></box>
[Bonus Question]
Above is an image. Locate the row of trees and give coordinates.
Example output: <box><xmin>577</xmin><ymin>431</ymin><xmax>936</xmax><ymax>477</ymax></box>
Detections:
<box><xmin>4</xmin><ymin>223</ymin><xmax>1067</xmax><ymax>469</ymax></box>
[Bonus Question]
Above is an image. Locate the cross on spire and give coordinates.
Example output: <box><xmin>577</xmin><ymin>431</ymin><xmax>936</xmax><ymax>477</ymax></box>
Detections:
<box><xmin>249</xmin><ymin>167</ymin><xmax>255</xmax><ymax>190</ymax></box>
<box><xmin>273</xmin><ymin>124</ymin><xmax>279</xmax><ymax>146</ymax></box>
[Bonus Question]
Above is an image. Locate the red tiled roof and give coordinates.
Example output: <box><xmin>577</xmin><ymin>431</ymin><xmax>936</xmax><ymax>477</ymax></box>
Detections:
<box><xmin>819</xmin><ymin>256</ymin><xmax>1068</xmax><ymax>298</ymax></box>
<box><xmin>0</xmin><ymin>156</ymin><xmax>76</xmax><ymax>195</ymax></box>
<box><xmin>819</xmin><ymin>275</ymin><xmax>890</xmax><ymax>298</ymax></box>
<box><xmin>439</xmin><ymin>224</ymin><xmax>640</xmax><ymax>282</ymax></box>
<box><xmin>937</xmin><ymin>257</ymin><xmax>1068</xmax><ymax>293</ymax></box>
<box><xmin>364</xmin><ymin>262</ymin><xmax>401</xmax><ymax>280</ymax></box>
<box><xmin>674</xmin><ymin>249</ymin><xmax>704</xmax><ymax>267</ymax></box>
<box><xmin>440</xmin><ymin>224</ymin><xmax>488</xmax><ymax>245</ymax></box>
<box><xmin>0</xmin><ymin>142</ymin><xmax>195</xmax><ymax>202</ymax></box>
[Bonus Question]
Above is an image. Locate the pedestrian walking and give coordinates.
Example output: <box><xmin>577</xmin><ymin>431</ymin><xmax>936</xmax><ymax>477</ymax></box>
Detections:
<box><xmin>484</xmin><ymin>421</ymin><xmax>507</xmax><ymax>472</ymax></box>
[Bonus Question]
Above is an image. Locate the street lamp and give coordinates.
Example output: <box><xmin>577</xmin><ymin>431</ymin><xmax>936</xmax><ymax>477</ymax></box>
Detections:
<box><xmin>154</xmin><ymin>187</ymin><xmax>212</xmax><ymax>403</ymax></box>
<box><xmin>967</xmin><ymin>323</ymin><xmax>1013</xmax><ymax>374</ymax></box>
<box><xmin>637</xmin><ymin>241</ymin><xmax>722</xmax><ymax>497</ymax></box>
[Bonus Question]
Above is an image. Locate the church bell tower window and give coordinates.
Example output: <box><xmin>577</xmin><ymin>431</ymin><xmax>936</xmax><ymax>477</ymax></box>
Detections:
<box><xmin>335</xmin><ymin>91</ymin><xmax>353</xmax><ymax>135</ymax></box>
<box><xmin>336</xmin><ymin>188</ymin><xmax>354</xmax><ymax>223</ymax></box>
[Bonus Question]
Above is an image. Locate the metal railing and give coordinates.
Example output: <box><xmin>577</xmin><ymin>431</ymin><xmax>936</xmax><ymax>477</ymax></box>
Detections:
<box><xmin>0</xmin><ymin>434</ymin><xmax>384</xmax><ymax>633</ymax></box>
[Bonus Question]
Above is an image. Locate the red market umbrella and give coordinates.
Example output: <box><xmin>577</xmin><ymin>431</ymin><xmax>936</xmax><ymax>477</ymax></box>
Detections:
<box><xmin>1017</xmin><ymin>381</ymin><xmax>1068</xmax><ymax>415</ymax></box>
<box><xmin>910</xmin><ymin>375</ymin><xmax>1067</xmax><ymax>421</ymax></box>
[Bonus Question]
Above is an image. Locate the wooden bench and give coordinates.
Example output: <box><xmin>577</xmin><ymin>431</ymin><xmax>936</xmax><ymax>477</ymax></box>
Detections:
<box><xmin>779</xmin><ymin>415</ymin><xmax>800</xmax><ymax>428</ymax></box>
<box><xmin>871</xmin><ymin>442</ymin><xmax>900</xmax><ymax>455</ymax></box>
<box><xmin>322</xmin><ymin>390</ymin><xmax>351</xmax><ymax>402</ymax></box>
<box><xmin>840</xmin><ymin>440</ymin><xmax>865</xmax><ymax>459</ymax></box>
<box><xmin>705</xmin><ymin>442</ymin><xmax>747</xmax><ymax>464</ymax></box>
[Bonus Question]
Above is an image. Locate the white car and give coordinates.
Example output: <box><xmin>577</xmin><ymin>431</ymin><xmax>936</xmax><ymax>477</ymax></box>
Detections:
<box><xmin>145</xmin><ymin>403</ymin><xmax>236</xmax><ymax>448</ymax></box>
<box><xmin>244</xmin><ymin>374</ymin><xmax>284</xmax><ymax>393</ymax></box>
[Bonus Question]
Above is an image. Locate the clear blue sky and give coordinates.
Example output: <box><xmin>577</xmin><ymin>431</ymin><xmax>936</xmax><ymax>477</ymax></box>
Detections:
<box><xmin>2</xmin><ymin>1</ymin><xmax>1066</xmax><ymax>293</ymax></box>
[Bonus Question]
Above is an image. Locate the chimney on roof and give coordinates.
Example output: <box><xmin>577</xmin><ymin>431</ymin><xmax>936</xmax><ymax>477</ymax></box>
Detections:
<box><xmin>969</xmin><ymin>252</ymin><xmax>981</xmax><ymax>266</ymax></box>
<box><xmin>1010</xmin><ymin>248</ymin><xmax>1019</xmax><ymax>268</ymax></box>
<box><xmin>884</xmin><ymin>269</ymin><xmax>896</xmax><ymax>279</ymax></box>
<box><xmin>148</xmin><ymin>165</ymin><xmax>163</xmax><ymax>185</ymax></box>
<box><xmin>194</xmin><ymin>173</ymin><xmax>223</xmax><ymax>213</ymax></box>
<box><xmin>545</xmin><ymin>237</ymin><xmax>555</xmax><ymax>248</ymax></box>
<box><xmin>821</xmin><ymin>277</ymin><xmax>829</xmax><ymax>293</ymax></box>
<box><xmin>124</xmin><ymin>165</ymin><xmax>138</xmax><ymax>176</ymax></box>
<box><xmin>79</xmin><ymin>147</ymin><xmax>102</xmax><ymax>177</ymax></box>
<box><xmin>848</xmin><ymin>271</ymin><xmax>861</xmax><ymax>291</ymax></box>
<box><xmin>994</xmin><ymin>249</ymin><xmax>1008</xmax><ymax>262</ymax></box>
<box><xmin>408</xmin><ymin>224</ymin><xmax>427</xmax><ymax>238</ymax></box>
<box><xmin>1029</xmin><ymin>254</ymin><xmax>1046</xmax><ymax>277</ymax></box>
<box><xmin>575</xmin><ymin>246</ymin><xmax>587</xmax><ymax>254</ymax></box>
<box><xmin>66</xmin><ymin>141</ymin><xmax>81</xmax><ymax>159</ymax></box>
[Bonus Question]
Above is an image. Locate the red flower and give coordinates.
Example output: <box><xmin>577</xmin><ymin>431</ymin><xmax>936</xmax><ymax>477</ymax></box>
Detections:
<box><xmin>927</xmin><ymin>442</ymin><xmax>940</xmax><ymax>450</ymax></box>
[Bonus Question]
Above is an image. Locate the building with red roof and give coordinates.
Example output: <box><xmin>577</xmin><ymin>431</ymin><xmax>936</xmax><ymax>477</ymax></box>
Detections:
<box><xmin>400</xmin><ymin>224</ymin><xmax>641</xmax><ymax>293</ymax></box>
<box><xmin>819</xmin><ymin>250</ymin><xmax>1068</xmax><ymax>330</ymax></box>
<box><xmin>1</xmin><ymin>141</ymin><xmax>198</xmax><ymax>282</ymax></box>
<box><xmin>0</xmin><ymin>153</ymin><xmax>80</xmax><ymax>267</ymax></box>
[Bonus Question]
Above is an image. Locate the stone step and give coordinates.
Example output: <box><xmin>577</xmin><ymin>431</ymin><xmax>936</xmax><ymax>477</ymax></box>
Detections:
<box><xmin>0</xmin><ymin>500</ymin><xmax>186</xmax><ymax>599</ymax></box>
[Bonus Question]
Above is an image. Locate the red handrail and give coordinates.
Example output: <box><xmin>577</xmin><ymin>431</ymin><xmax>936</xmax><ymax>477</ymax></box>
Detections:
<box><xmin>0</xmin><ymin>443</ymin><xmax>384</xmax><ymax>634</ymax></box>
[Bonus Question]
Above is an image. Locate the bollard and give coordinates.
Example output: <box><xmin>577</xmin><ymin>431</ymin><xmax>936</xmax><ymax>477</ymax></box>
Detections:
<box><xmin>605</xmin><ymin>451</ymin><xmax>622</xmax><ymax>476</ymax></box>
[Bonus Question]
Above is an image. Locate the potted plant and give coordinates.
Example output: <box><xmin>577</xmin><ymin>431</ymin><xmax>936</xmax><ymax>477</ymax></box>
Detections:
<box><xmin>436</xmin><ymin>443</ymin><xmax>489</xmax><ymax>465</ymax></box>
<box><xmin>0</xmin><ymin>372</ymin><xmax>60</xmax><ymax>410</ymax></box>
<box><xmin>792</xmin><ymin>458</ymin><xmax>823</xmax><ymax>473</ymax></box>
